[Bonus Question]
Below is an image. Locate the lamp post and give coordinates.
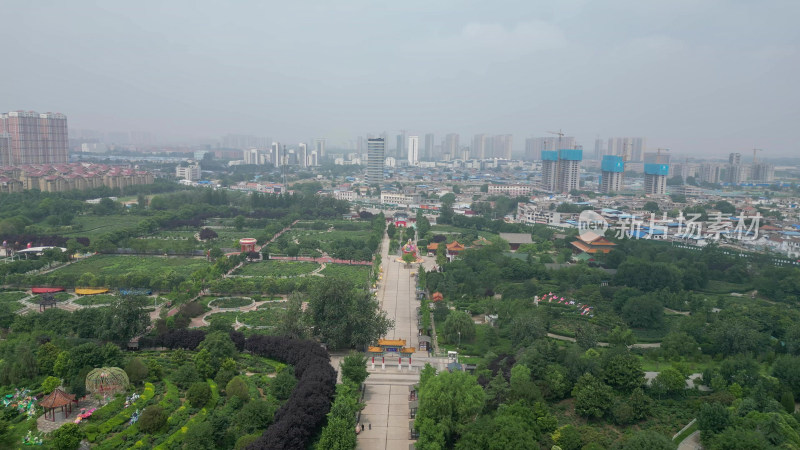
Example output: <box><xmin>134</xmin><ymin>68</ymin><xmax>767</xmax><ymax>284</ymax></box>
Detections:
<box><xmin>457</xmin><ymin>331</ymin><xmax>461</xmax><ymax>349</ymax></box>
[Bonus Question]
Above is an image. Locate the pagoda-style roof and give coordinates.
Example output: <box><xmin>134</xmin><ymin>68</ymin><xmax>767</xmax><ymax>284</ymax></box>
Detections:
<box><xmin>446</xmin><ymin>241</ymin><xmax>465</xmax><ymax>252</ymax></box>
<box><xmin>367</xmin><ymin>346</ymin><xmax>383</xmax><ymax>353</ymax></box>
<box><xmin>427</xmin><ymin>243</ymin><xmax>439</xmax><ymax>250</ymax></box>
<box><xmin>571</xmin><ymin>231</ymin><xmax>616</xmax><ymax>254</ymax></box>
<box><xmin>39</xmin><ymin>389</ymin><xmax>74</xmax><ymax>409</ymax></box>
<box><xmin>400</xmin><ymin>347</ymin><xmax>416</xmax><ymax>354</ymax></box>
<box><xmin>432</xmin><ymin>292</ymin><xmax>444</xmax><ymax>302</ymax></box>
<box><xmin>378</xmin><ymin>339</ymin><xmax>406</xmax><ymax>347</ymax></box>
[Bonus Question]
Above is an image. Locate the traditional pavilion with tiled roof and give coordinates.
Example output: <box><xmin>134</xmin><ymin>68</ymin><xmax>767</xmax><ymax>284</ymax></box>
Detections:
<box><xmin>432</xmin><ymin>292</ymin><xmax>444</xmax><ymax>302</ymax></box>
<box><xmin>39</xmin><ymin>388</ymin><xmax>75</xmax><ymax>421</ymax></box>
<box><xmin>445</xmin><ymin>241</ymin><xmax>466</xmax><ymax>260</ymax></box>
<box><xmin>570</xmin><ymin>231</ymin><xmax>616</xmax><ymax>254</ymax></box>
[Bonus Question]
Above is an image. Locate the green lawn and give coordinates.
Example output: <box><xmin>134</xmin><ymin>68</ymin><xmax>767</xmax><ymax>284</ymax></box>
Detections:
<box><xmin>319</xmin><ymin>264</ymin><xmax>371</xmax><ymax>285</ymax></box>
<box><xmin>51</xmin><ymin>254</ymin><xmax>211</xmax><ymax>278</ymax></box>
<box><xmin>235</xmin><ymin>261</ymin><xmax>320</xmax><ymax>277</ymax></box>
<box><xmin>62</xmin><ymin>215</ymin><xmax>139</xmax><ymax>238</ymax></box>
<box><xmin>73</xmin><ymin>294</ymin><xmax>118</xmax><ymax>306</ymax></box>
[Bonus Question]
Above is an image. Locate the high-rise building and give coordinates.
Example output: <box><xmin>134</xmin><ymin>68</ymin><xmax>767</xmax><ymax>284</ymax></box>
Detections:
<box><xmin>473</xmin><ymin>134</ymin><xmax>488</xmax><ymax>159</ymax></box>
<box><xmin>524</xmin><ymin>136</ymin><xmax>576</xmax><ymax>161</ymax></box>
<box><xmin>726</xmin><ymin>152</ymin><xmax>744</xmax><ymax>184</ymax></box>
<box><xmin>0</xmin><ymin>111</ymin><xmax>68</xmax><ymax>165</ymax></box>
<box><xmin>366</xmin><ymin>138</ymin><xmax>385</xmax><ymax>185</ymax></box>
<box><xmin>444</xmin><ymin>134</ymin><xmax>459</xmax><ymax>160</ymax></box>
<box><xmin>314</xmin><ymin>139</ymin><xmax>326</xmax><ymax>159</ymax></box>
<box><xmin>424</xmin><ymin>134</ymin><xmax>434</xmax><ymax>160</ymax></box>
<box><xmin>698</xmin><ymin>163</ymin><xmax>722</xmax><ymax>184</ymax></box>
<box><xmin>593</xmin><ymin>139</ymin><xmax>605</xmax><ymax>160</ymax></box>
<box><xmin>0</xmin><ymin>134</ymin><xmax>10</xmax><ymax>166</ymax></box>
<box><xmin>644</xmin><ymin>163</ymin><xmax>669</xmax><ymax>195</ymax></box>
<box><xmin>271</xmin><ymin>142</ymin><xmax>281</xmax><ymax>167</ymax></box>
<box><xmin>541</xmin><ymin>151</ymin><xmax>559</xmax><ymax>192</ymax></box>
<box><xmin>493</xmin><ymin>134</ymin><xmax>513</xmax><ymax>159</ymax></box>
<box><xmin>557</xmin><ymin>149</ymin><xmax>582</xmax><ymax>193</ymax></box>
<box><xmin>600</xmin><ymin>155</ymin><xmax>624</xmax><ymax>193</ymax></box>
<box><xmin>751</xmin><ymin>163</ymin><xmax>774</xmax><ymax>183</ymax></box>
<box><xmin>298</xmin><ymin>143</ymin><xmax>308</xmax><ymax>168</ymax></box>
<box><xmin>244</xmin><ymin>148</ymin><xmax>262</xmax><ymax>165</ymax></box>
<box><xmin>307</xmin><ymin>150</ymin><xmax>319</xmax><ymax>167</ymax></box>
<box><xmin>608</xmin><ymin>137</ymin><xmax>646</xmax><ymax>161</ymax></box>
<box><xmin>408</xmin><ymin>136</ymin><xmax>419</xmax><ymax>166</ymax></box>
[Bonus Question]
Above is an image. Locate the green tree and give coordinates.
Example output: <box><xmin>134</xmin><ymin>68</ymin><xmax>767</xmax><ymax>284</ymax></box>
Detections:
<box><xmin>50</xmin><ymin>423</ymin><xmax>85</xmax><ymax>450</ymax></box>
<box><xmin>271</xmin><ymin>366</ymin><xmax>296</xmax><ymax>401</ymax></box>
<box><xmin>436</xmin><ymin>242</ymin><xmax>447</xmax><ymax>267</ymax></box>
<box><xmin>235</xmin><ymin>399</ymin><xmax>276</xmax><ymax>433</ymax></box>
<box><xmin>416</xmin><ymin>370</ymin><xmax>484</xmax><ymax>446</ymax></box>
<box><xmin>226</xmin><ymin>376</ymin><xmax>250</xmax><ymax>402</ymax></box>
<box><xmin>621</xmin><ymin>430</ymin><xmax>675</xmax><ymax>450</ymax></box>
<box><xmin>100</xmin><ymin>296</ymin><xmax>150</xmax><ymax>344</ymax></box>
<box><xmin>608</xmin><ymin>325</ymin><xmax>636</xmax><ymax>347</ymax></box>
<box><xmin>622</xmin><ymin>296</ymin><xmax>664</xmax><ymax>328</ymax></box>
<box><xmin>442</xmin><ymin>310</ymin><xmax>475</xmax><ymax>345</ymax></box>
<box><xmin>650</xmin><ymin>367</ymin><xmax>686</xmax><ymax>398</ymax></box>
<box><xmin>340</xmin><ymin>351</ymin><xmax>369</xmax><ymax>385</ymax></box>
<box><xmin>643</xmin><ymin>201</ymin><xmax>660</xmax><ymax>213</ymax></box>
<box><xmin>601</xmin><ymin>350</ymin><xmax>644</xmax><ymax>392</ymax></box>
<box><xmin>198</xmin><ymin>331</ymin><xmax>236</xmax><ymax>374</ymax></box>
<box><xmin>552</xmin><ymin>424</ymin><xmax>582</xmax><ymax>450</ymax></box>
<box><xmin>572</xmin><ymin>373</ymin><xmax>613</xmax><ymax>419</ymax></box>
<box><xmin>194</xmin><ymin>348</ymin><xmax>214</xmax><ymax>379</ymax></box>
<box><xmin>184</xmin><ymin>421</ymin><xmax>216</xmax><ymax>450</ymax></box>
<box><xmin>509</xmin><ymin>364</ymin><xmax>541</xmax><ymax>405</ymax></box>
<box><xmin>172</xmin><ymin>364</ymin><xmax>200</xmax><ymax>390</ymax></box>
<box><xmin>698</xmin><ymin>402</ymin><xmax>731</xmax><ymax>437</ymax></box>
<box><xmin>233</xmin><ymin>215</ymin><xmax>246</xmax><ymax>231</ymax></box>
<box><xmin>41</xmin><ymin>376</ymin><xmax>61</xmax><ymax>394</ymax></box>
<box><xmin>187</xmin><ymin>382</ymin><xmax>212</xmax><ymax>408</ymax></box>
<box><xmin>36</xmin><ymin>342</ymin><xmax>61</xmax><ymax>376</ymax></box>
<box><xmin>125</xmin><ymin>357</ymin><xmax>149</xmax><ymax>385</ymax></box>
<box><xmin>138</xmin><ymin>405</ymin><xmax>167</xmax><ymax>434</ymax></box>
<box><xmin>309</xmin><ymin>278</ymin><xmax>393</xmax><ymax>349</ymax></box>
<box><xmin>276</xmin><ymin>292</ymin><xmax>309</xmax><ymax>339</ymax></box>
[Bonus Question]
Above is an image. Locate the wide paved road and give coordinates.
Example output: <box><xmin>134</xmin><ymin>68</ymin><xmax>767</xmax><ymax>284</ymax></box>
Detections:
<box><xmin>357</xmin><ymin>234</ymin><xmax>421</xmax><ymax>450</ymax></box>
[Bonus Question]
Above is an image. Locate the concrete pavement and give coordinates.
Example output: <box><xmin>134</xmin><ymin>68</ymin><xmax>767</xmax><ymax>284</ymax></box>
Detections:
<box><xmin>357</xmin><ymin>234</ymin><xmax>421</xmax><ymax>450</ymax></box>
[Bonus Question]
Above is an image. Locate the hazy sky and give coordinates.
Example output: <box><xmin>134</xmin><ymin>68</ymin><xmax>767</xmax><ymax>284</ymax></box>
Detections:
<box><xmin>2</xmin><ymin>1</ymin><xmax>798</xmax><ymax>156</ymax></box>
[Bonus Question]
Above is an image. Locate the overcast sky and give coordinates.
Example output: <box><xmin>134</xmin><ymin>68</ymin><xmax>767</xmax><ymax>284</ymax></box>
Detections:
<box><xmin>2</xmin><ymin>1</ymin><xmax>798</xmax><ymax>157</ymax></box>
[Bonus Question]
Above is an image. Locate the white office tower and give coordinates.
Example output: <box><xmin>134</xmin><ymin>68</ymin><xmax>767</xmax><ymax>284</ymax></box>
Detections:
<box><xmin>314</xmin><ymin>139</ymin><xmax>326</xmax><ymax>159</ymax></box>
<box><xmin>244</xmin><ymin>148</ymin><xmax>260</xmax><ymax>165</ymax></box>
<box><xmin>308</xmin><ymin>150</ymin><xmax>318</xmax><ymax>167</ymax></box>
<box><xmin>298</xmin><ymin>143</ymin><xmax>307</xmax><ymax>168</ymax></box>
<box><xmin>408</xmin><ymin>136</ymin><xmax>419</xmax><ymax>166</ymax></box>
<box><xmin>493</xmin><ymin>134</ymin><xmax>513</xmax><ymax>159</ymax></box>
<box><xmin>271</xmin><ymin>142</ymin><xmax>281</xmax><ymax>167</ymax></box>
<box><xmin>366</xmin><ymin>138</ymin><xmax>385</xmax><ymax>184</ymax></box>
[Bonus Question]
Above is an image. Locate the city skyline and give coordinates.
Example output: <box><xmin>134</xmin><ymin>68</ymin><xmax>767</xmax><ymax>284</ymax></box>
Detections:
<box><xmin>2</xmin><ymin>1</ymin><xmax>798</xmax><ymax>157</ymax></box>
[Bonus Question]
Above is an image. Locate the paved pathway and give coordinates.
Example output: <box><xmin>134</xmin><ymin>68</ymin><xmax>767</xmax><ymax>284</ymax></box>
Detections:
<box><xmin>357</xmin><ymin>234</ymin><xmax>422</xmax><ymax>450</ymax></box>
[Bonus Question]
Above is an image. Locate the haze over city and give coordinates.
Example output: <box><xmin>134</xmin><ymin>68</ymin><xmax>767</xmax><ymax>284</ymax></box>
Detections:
<box><xmin>2</xmin><ymin>1</ymin><xmax>798</xmax><ymax>157</ymax></box>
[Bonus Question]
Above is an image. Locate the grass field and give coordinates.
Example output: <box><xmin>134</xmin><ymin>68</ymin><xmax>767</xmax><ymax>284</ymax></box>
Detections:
<box><xmin>62</xmin><ymin>215</ymin><xmax>139</xmax><ymax>238</ymax></box>
<box><xmin>73</xmin><ymin>294</ymin><xmax>118</xmax><ymax>306</ymax></box>
<box><xmin>319</xmin><ymin>264</ymin><xmax>371</xmax><ymax>285</ymax></box>
<box><xmin>235</xmin><ymin>261</ymin><xmax>320</xmax><ymax>277</ymax></box>
<box><xmin>51</xmin><ymin>254</ymin><xmax>211</xmax><ymax>278</ymax></box>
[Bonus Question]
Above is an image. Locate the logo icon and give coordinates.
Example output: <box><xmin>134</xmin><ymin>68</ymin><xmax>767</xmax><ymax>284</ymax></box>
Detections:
<box><xmin>578</xmin><ymin>210</ymin><xmax>608</xmax><ymax>240</ymax></box>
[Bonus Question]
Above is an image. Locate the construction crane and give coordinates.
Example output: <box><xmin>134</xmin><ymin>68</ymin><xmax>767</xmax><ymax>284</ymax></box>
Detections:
<box><xmin>547</xmin><ymin>129</ymin><xmax>565</xmax><ymax>150</ymax></box>
<box><xmin>656</xmin><ymin>148</ymin><xmax>670</xmax><ymax>164</ymax></box>
<box><xmin>753</xmin><ymin>148</ymin><xmax>763</xmax><ymax>164</ymax></box>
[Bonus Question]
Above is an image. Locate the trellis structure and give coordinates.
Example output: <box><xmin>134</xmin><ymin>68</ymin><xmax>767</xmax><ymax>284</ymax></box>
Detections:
<box><xmin>85</xmin><ymin>367</ymin><xmax>129</xmax><ymax>401</ymax></box>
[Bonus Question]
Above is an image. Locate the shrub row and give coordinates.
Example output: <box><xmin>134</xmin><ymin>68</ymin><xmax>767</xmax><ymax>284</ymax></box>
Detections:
<box><xmin>244</xmin><ymin>336</ymin><xmax>336</xmax><ymax>450</ymax></box>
